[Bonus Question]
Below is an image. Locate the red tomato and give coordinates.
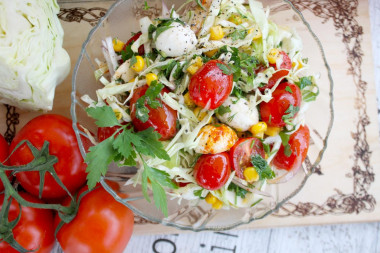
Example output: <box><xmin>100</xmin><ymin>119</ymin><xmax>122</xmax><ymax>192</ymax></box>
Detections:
<box><xmin>270</xmin><ymin>51</ymin><xmax>292</xmax><ymax>70</ymax></box>
<box><xmin>124</xmin><ymin>32</ymin><xmax>145</xmax><ymax>55</ymax></box>
<box><xmin>273</xmin><ymin>125</ymin><xmax>310</xmax><ymax>171</ymax></box>
<box><xmin>9</xmin><ymin>115</ymin><xmax>88</xmax><ymax>199</ymax></box>
<box><xmin>0</xmin><ymin>133</ymin><xmax>10</xmax><ymax>192</ymax></box>
<box><xmin>260</xmin><ymin>82</ymin><xmax>302</xmax><ymax>127</ymax></box>
<box><xmin>189</xmin><ymin>60</ymin><xmax>233</xmax><ymax>110</ymax></box>
<box><xmin>55</xmin><ymin>186</ymin><xmax>134</xmax><ymax>253</ymax></box>
<box><xmin>97</xmin><ymin>125</ymin><xmax>122</xmax><ymax>142</ymax></box>
<box><xmin>258</xmin><ymin>69</ymin><xmax>289</xmax><ymax>92</ymax></box>
<box><xmin>0</xmin><ymin>192</ymin><xmax>55</xmax><ymax>253</ymax></box>
<box><xmin>130</xmin><ymin>85</ymin><xmax>177</xmax><ymax>141</ymax></box>
<box><xmin>229</xmin><ymin>138</ymin><xmax>265</xmax><ymax>179</ymax></box>
<box><xmin>193</xmin><ymin>152</ymin><xmax>231</xmax><ymax>190</ymax></box>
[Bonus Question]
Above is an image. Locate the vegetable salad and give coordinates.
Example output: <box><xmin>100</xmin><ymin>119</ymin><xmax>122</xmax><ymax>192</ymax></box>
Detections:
<box><xmin>84</xmin><ymin>0</ymin><xmax>318</xmax><ymax>215</ymax></box>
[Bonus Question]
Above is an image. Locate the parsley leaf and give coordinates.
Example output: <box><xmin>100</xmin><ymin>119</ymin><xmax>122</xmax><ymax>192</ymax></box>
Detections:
<box><xmin>134</xmin><ymin>128</ymin><xmax>170</xmax><ymax>160</ymax></box>
<box><xmin>85</xmin><ymin>106</ymin><xmax>173</xmax><ymax>216</ymax></box>
<box><xmin>251</xmin><ymin>155</ymin><xmax>275</xmax><ymax>180</ymax></box>
<box><xmin>135</xmin><ymin>81</ymin><xmax>164</xmax><ymax>123</ymax></box>
<box><xmin>285</xmin><ymin>86</ymin><xmax>293</xmax><ymax>93</ymax></box>
<box><xmin>141</xmin><ymin>159</ymin><xmax>178</xmax><ymax>217</ymax></box>
<box><xmin>85</xmin><ymin>137</ymin><xmax>117</xmax><ymax>189</ymax></box>
<box><xmin>121</xmin><ymin>44</ymin><xmax>134</xmax><ymax>62</ymax></box>
<box><xmin>282</xmin><ymin>104</ymin><xmax>300</xmax><ymax>125</ymax></box>
<box><xmin>295</xmin><ymin>76</ymin><xmax>313</xmax><ymax>90</ymax></box>
<box><xmin>215</xmin><ymin>105</ymin><xmax>231</xmax><ymax>116</ymax></box>
<box><xmin>194</xmin><ymin>189</ymin><xmax>205</xmax><ymax>199</ymax></box>
<box><xmin>216</xmin><ymin>63</ymin><xmax>234</xmax><ymax>75</ymax></box>
<box><xmin>229</xmin><ymin>29</ymin><xmax>248</xmax><ymax>41</ymax></box>
<box><xmin>86</xmin><ymin>106</ymin><xmax>119</xmax><ymax>127</ymax></box>
<box><xmin>295</xmin><ymin>76</ymin><xmax>319</xmax><ymax>102</ymax></box>
<box><xmin>228</xmin><ymin>183</ymin><xmax>248</xmax><ymax>199</ymax></box>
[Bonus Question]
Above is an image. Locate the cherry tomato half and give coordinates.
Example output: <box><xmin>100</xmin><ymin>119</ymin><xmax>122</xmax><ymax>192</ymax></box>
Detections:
<box><xmin>9</xmin><ymin>115</ymin><xmax>88</xmax><ymax>200</ymax></box>
<box><xmin>260</xmin><ymin>82</ymin><xmax>302</xmax><ymax>127</ymax></box>
<box><xmin>0</xmin><ymin>192</ymin><xmax>55</xmax><ymax>253</ymax></box>
<box><xmin>273</xmin><ymin>125</ymin><xmax>310</xmax><ymax>171</ymax></box>
<box><xmin>130</xmin><ymin>85</ymin><xmax>177</xmax><ymax>141</ymax></box>
<box><xmin>270</xmin><ymin>51</ymin><xmax>292</xmax><ymax>70</ymax></box>
<box><xmin>229</xmin><ymin>138</ymin><xmax>265</xmax><ymax>179</ymax></box>
<box><xmin>124</xmin><ymin>32</ymin><xmax>145</xmax><ymax>56</ymax></box>
<box><xmin>193</xmin><ymin>152</ymin><xmax>231</xmax><ymax>190</ymax></box>
<box><xmin>55</xmin><ymin>185</ymin><xmax>134</xmax><ymax>253</ymax></box>
<box><xmin>189</xmin><ymin>60</ymin><xmax>233</xmax><ymax>110</ymax></box>
<box><xmin>0</xmin><ymin>133</ymin><xmax>10</xmax><ymax>192</ymax></box>
<box><xmin>258</xmin><ymin>69</ymin><xmax>289</xmax><ymax>92</ymax></box>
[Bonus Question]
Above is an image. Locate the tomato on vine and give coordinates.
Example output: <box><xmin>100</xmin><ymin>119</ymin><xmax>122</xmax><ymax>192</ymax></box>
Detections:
<box><xmin>9</xmin><ymin>114</ymin><xmax>89</xmax><ymax>199</ymax></box>
<box><xmin>0</xmin><ymin>192</ymin><xmax>55</xmax><ymax>253</ymax></box>
<box><xmin>55</xmin><ymin>185</ymin><xmax>134</xmax><ymax>253</ymax></box>
<box><xmin>0</xmin><ymin>133</ymin><xmax>10</xmax><ymax>192</ymax></box>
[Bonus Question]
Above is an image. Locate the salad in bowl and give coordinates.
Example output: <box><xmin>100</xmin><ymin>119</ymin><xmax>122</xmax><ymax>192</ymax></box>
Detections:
<box><xmin>72</xmin><ymin>0</ymin><xmax>331</xmax><ymax>230</ymax></box>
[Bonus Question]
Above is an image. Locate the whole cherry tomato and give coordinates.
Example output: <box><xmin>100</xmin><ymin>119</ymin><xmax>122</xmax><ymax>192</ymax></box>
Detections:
<box><xmin>130</xmin><ymin>85</ymin><xmax>177</xmax><ymax>141</ymax></box>
<box><xmin>0</xmin><ymin>133</ymin><xmax>11</xmax><ymax>192</ymax></box>
<box><xmin>258</xmin><ymin>69</ymin><xmax>289</xmax><ymax>92</ymax></box>
<box><xmin>229</xmin><ymin>137</ymin><xmax>265</xmax><ymax>179</ymax></box>
<box><xmin>55</xmin><ymin>185</ymin><xmax>134</xmax><ymax>253</ymax></box>
<box><xmin>0</xmin><ymin>192</ymin><xmax>55</xmax><ymax>253</ymax></box>
<box><xmin>189</xmin><ymin>60</ymin><xmax>233</xmax><ymax>110</ymax></box>
<box><xmin>193</xmin><ymin>152</ymin><xmax>231</xmax><ymax>190</ymax></box>
<box><xmin>273</xmin><ymin>125</ymin><xmax>310</xmax><ymax>171</ymax></box>
<box><xmin>9</xmin><ymin>114</ymin><xmax>88</xmax><ymax>199</ymax></box>
<box><xmin>260</xmin><ymin>82</ymin><xmax>301</xmax><ymax>127</ymax></box>
<box><xmin>124</xmin><ymin>32</ymin><xmax>145</xmax><ymax>55</ymax></box>
<box><xmin>270</xmin><ymin>51</ymin><xmax>292</xmax><ymax>70</ymax></box>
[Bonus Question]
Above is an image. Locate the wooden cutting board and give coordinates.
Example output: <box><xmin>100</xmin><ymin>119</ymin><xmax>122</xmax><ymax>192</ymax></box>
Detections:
<box><xmin>1</xmin><ymin>0</ymin><xmax>379</xmax><ymax>235</ymax></box>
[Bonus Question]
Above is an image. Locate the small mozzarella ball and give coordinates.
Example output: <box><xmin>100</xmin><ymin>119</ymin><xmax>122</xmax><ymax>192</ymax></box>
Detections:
<box><xmin>155</xmin><ymin>23</ymin><xmax>197</xmax><ymax>57</ymax></box>
<box><xmin>216</xmin><ymin>96</ymin><xmax>259</xmax><ymax>132</ymax></box>
<box><xmin>195</xmin><ymin>124</ymin><xmax>238</xmax><ymax>154</ymax></box>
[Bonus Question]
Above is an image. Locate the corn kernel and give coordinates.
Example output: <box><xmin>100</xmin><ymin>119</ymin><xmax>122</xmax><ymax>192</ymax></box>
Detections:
<box><xmin>193</xmin><ymin>107</ymin><xmax>211</xmax><ymax>123</ymax></box>
<box><xmin>113</xmin><ymin>38</ymin><xmax>125</xmax><ymax>53</ymax></box>
<box><xmin>184</xmin><ymin>92</ymin><xmax>196</xmax><ymax>108</ymax></box>
<box><xmin>212</xmin><ymin>199</ymin><xmax>223</xmax><ymax>210</ymax></box>
<box><xmin>194</xmin><ymin>56</ymin><xmax>203</xmax><ymax>67</ymax></box>
<box><xmin>205</xmin><ymin>193</ymin><xmax>217</xmax><ymax>204</ymax></box>
<box><xmin>228</xmin><ymin>13</ymin><xmax>243</xmax><ymax>25</ymax></box>
<box><xmin>265</xmin><ymin>126</ymin><xmax>281</xmax><ymax>137</ymax></box>
<box><xmin>244</xmin><ymin>167</ymin><xmax>260</xmax><ymax>183</ymax></box>
<box><xmin>131</xmin><ymin>55</ymin><xmax>145</xmax><ymax>72</ymax></box>
<box><xmin>210</xmin><ymin>26</ymin><xmax>224</xmax><ymax>40</ymax></box>
<box><xmin>187</xmin><ymin>64</ymin><xmax>200</xmax><ymax>75</ymax></box>
<box><xmin>113</xmin><ymin>109</ymin><xmax>122</xmax><ymax>120</ymax></box>
<box><xmin>146</xmin><ymin>73</ymin><xmax>158</xmax><ymax>86</ymax></box>
<box><xmin>248</xmin><ymin>27</ymin><xmax>262</xmax><ymax>40</ymax></box>
<box><xmin>267</xmin><ymin>48</ymin><xmax>280</xmax><ymax>65</ymax></box>
<box><xmin>292</xmin><ymin>60</ymin><xmax>303</xmax><ymax>70</ymax></box>
<box><xmin>204</xmin><ymin>49</ymin><xmax>218</xmax><ymax>57</ymax></box>
<box><xmin>128</xmin><ymin>77</ymin><xmax>136</xmax><ymax>83</ymax></box>
<box><xmin>250</xmin><ymin>122</ymin><xmax>267</xmax><ymax>139</ymax></box>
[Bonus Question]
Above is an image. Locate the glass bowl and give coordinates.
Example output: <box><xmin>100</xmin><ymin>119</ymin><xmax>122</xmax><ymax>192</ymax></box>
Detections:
<box><xmin>71</xmin><ymin>0</ymin><xmax>334</xmax><ymax>231</ymax></box>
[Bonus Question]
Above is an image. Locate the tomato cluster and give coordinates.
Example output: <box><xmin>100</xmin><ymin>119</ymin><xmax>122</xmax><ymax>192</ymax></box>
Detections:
<box><xmin>0</xmin><ymin>115</ymin><xmax>134</xmax><ymax>253</ymax></box>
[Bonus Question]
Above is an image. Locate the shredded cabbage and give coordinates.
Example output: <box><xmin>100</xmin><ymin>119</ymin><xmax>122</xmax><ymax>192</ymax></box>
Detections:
<box><xmin>0</xmin><ymin>0</ymin><xmax>70</xmax><ymax>110</ymax></box>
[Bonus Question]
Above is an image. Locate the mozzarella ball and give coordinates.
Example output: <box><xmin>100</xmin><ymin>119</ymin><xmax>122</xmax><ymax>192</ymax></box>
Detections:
<box><xmin>195</xmin><ymin>124</ymin><xmax>238</xmax><ymax>154</ymax></box>
<box><xmin>216</xmin><ymin>96</ymin><xmax>259</xmax><ymax>132</ymax></box>
<box><xmin>155</xmin><ymin>23</ymin><xmax>197</xmax><ymax>57</ymax></box>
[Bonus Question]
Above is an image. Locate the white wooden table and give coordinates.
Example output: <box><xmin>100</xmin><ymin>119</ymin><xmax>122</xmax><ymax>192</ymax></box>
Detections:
<box><xmin>124</xmin><ymin>1</ymin><xmax>380</xmax><ymax>252</ymax></box>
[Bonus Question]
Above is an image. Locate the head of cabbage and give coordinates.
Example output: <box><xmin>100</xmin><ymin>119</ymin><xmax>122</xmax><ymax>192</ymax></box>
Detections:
<box><xmin>0</xmin><ymin>0</ymin><xmax>70</xmax><ymax>111</ymax></box>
